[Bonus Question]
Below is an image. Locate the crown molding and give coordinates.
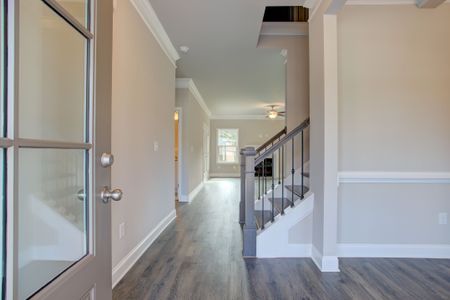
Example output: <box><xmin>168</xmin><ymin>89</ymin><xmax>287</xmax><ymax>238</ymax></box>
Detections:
<box><xmin>260</xmin><ymin>22</ymin><xmax>309</xmax><ymax>36</ymax></box>
<box><xmin>176</xmin><ymin>78</ymin><xmax>212</xmax><ymax>118</ymax></box>
<box><xmin>210</xmin><ymin>115</ymin><xmax>284</xmax><ymax>120</ymax></box>
<box><xmin>130</xmin><ymin>0</ymin><xmax>180</xmax><ymax>67</ymax></box>
<box><xmin>346</xmin><ymin>0</ymin><xmax>415</xmax><ymax>4</ymax></box>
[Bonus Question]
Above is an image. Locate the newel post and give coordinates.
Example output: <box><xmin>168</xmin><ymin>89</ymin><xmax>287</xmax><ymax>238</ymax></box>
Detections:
<box><xmin>239</xmin><ymin>150</ymin><xmax>246</xmax><ymax>225</ymax></box>
<box><xmin>242</xmin><ymin>147</ymin><xmax>257</xmax><ymax>257</ymax></box>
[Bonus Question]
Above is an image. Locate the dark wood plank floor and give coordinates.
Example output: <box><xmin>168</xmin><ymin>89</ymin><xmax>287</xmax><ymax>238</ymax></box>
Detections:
<box><xmin>113</xmin><ymin>178</ymin><xmax>450</xmax><ymax>300</ymax></box>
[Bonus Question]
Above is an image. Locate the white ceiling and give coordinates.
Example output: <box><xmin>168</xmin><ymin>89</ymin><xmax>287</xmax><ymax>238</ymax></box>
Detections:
<box><xmin>149</xmin><ymin>0</ymin><xmax>304</xmax><ymax>116</ymax></box>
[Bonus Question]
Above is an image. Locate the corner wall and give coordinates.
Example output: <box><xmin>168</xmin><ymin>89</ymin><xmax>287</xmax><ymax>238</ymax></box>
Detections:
<box><xmin>175</xmin><ymin>87</ymin><xmax>209</xmax><ymax>200</ymax></box>
<box><xmin>111</xmin><ymin>0</ymin><xmax>176</xmax><ymax>284</ymax></box>
<box><xmin>337</xmin><ymin>4</ymin><xmax>450</xmax><ymax>254</ymax></box>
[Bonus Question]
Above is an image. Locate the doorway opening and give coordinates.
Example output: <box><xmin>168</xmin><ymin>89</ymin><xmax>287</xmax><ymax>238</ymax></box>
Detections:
<box><xmin>202</xmin><ymin>123</ymin><xmax>210</xmax><ymax>182</ymax></box>
<box><xmin>174</xmin><ymin>108</ymin><xmax>182</xmax><ymax>201</ymax></box>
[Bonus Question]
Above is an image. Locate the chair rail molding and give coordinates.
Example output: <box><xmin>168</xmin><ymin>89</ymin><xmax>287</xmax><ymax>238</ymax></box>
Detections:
<box><xmin>129</xmin><ymin>0</ymin><xmax>180</xmax><ymax>67</ymax></box>
<box><xmin>338</xmin><ymin>171</ymin><xmax>450</xmax><ymax>184</ymax></box>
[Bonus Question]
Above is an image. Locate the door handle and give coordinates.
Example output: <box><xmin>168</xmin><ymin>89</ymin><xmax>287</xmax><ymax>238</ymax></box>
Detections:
<box><xmin>101</xmin><ymin>186</ymin><xmax>123</xmax><ymax>203</ymax></box>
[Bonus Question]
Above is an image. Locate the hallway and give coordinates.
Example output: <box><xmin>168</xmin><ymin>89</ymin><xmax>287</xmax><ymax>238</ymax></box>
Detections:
<box><xmin>113</xmin><ymin>179</ymin><xmax>450</xmax><ymax>300</ymax></box>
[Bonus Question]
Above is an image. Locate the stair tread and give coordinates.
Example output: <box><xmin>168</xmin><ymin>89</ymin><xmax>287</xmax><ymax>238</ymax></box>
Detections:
<box><xmin>254</xmin><ymin>210</ymin><xmax>273</xmax><ymax>229</ymax></box>
<box><xmin>269</xmin><ymin>197</ymin><xmax>292</xmax><ymax>213</ymax></box>
<box><xmin>285</xmin><ymin>185</ymin><xmax>309</xmax><ymax>198</ymax></box>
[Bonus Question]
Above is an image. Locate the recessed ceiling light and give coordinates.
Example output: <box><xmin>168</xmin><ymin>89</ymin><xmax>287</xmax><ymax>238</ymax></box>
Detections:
<box><xmin>179</xmin><ymin>46</ymin><xmax>190</xmax><ymax>53</ymax></box>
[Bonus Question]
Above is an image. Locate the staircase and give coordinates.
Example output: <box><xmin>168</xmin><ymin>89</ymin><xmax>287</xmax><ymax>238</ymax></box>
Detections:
<box><xmin>240</xmin><ymin>118</ymin><xmax>312</xmax><ymax>257</ymax></box>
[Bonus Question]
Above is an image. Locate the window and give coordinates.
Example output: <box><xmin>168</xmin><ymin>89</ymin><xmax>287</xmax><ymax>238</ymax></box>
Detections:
<box><xmin>217</xmin><ymin>129</ymin><xmax>239</xmax><ymax>164</ymax></box>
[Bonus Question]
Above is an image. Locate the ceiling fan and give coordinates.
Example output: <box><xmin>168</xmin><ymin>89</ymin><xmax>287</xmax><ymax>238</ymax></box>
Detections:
<box><xmin>265</xmin><ymin>105</ymin><xmax>285</xmax><ymax>119</ymax></box>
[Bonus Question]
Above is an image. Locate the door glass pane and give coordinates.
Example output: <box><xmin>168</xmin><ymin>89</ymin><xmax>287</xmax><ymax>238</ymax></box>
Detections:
<box><xmin>18</xmin><ymin>149</ymin><xmax>88</xmax><ymax>300</ymax></box>
<box><xmin>19</xmin><ymin>1</ymin><xmax>87</xmax><ymax>142</ymax></box>
<box><xmin>54</xmin><ymin>0</ymin><xmax>88</xmax><ymax>27</ymax></box>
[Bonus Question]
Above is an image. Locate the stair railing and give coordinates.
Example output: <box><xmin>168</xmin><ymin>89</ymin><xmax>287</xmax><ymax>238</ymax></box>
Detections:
<box><xmin>240</xmin><ymin>118</ymin><xmax>310</xmax><ymax>257</ymax></box>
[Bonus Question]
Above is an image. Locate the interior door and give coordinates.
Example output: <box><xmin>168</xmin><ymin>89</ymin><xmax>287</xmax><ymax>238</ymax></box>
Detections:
<box><xmin>1</xmin><ymin>0</ymin><xmax>114</xmax><ymax>299</ymax></box>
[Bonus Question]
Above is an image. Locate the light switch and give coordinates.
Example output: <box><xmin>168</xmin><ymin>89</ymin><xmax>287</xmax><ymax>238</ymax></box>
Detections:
<box><xmin>438</xmin><ymin>212</ymin><xmax>448</xmax><ymax>225</ymax></box>
<box><xmin>153</xmin><ymin>141</ymin><xmax>159</xmax><ymax>152</ymax></box>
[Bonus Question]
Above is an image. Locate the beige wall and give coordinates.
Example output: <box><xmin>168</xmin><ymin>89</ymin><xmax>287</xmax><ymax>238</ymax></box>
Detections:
<box><xmin>338</xmin><ymin>5</ymin><xmax>450</xmax><ymax>244</ymax></box>
<box><xmin>209</xmin><ymin>119</ymin><xmax>284</xmax><ymax>176</ymax></box>
<box><xmin>111</xmin><ymin>0</ymin><xmax>176</xmax><ymax>269</ymax></box>
<box><xmin>309</xmin><ymin>0</ymin><xmax>340</xmax><ymax>262</ymax></box>
<box><xmin>258</xmin><ymin>35</ymin><xmax>310</xmax><ymax>131</ymax></box>
<box><xmin>176</xmin><ymin>88</ymin><xmax>209</xmax><ymax>197</ymax></box>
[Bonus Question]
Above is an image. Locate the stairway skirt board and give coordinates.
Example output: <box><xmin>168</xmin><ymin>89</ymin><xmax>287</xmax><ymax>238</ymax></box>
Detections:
<box><xmin>250</xmin><ymin>163</ymin><xmax>315</xmax><ymax>258</ymax></box>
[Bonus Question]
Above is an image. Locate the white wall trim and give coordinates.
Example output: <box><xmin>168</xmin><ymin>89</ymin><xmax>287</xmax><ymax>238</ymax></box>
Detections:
<box><xmin>188</xmin><ymin>181</ymin><xmax>204</xmax><ymax>202</ymax></box>
<box><xmin>338</xmin><ymin>172</ymin><xmax>450</xmax><ymax>184</ymax></box>
<box><xmin>210</xmin><ymin>114</ymin><xmax>284</xmax><ymax>120</ymax></box>
<box><xmin>129</xmin><ymin>0</ymin><xmax>180</xmax><ymax>67</ymax></box>
<box><xmin>311</xmin><ymin>245</ymin><xmax>340</xmax><ymax>272</ymax></box>
<box><xmin>209</xmin><ymin>173</ymin><xmax>240</xmax><ymax>178</ymax></box>
<box><xmin>337</xmin><ymin>243</ymin><xmax>450</xmax><ymax>259</ymax></box>
<box><xmin>345</xmin><ymin>0</ymin><xmax>450</xmax><ymax>4</ymax></box>
<box><xmin>112</xmin><ymin>209</ymin><xmax>176</xmax><ymax>287</ymax></box>
<box><xmin>179</xmin><ymin>195</ymin><xmax>189</xmax><ymax>203</ymax></box>
<box><xmin>257</xmin><ymin>193</ymin><xmax>314</xmax><ymax>258</ymax></box>
<box><xmin>259</xmin><ymin>244</ymin><xmax>312</xmax><ymax>258</ymax></box>
<box><xmin>176</xmin><ymin>78</ymin><xmax>212</xmax><ymax>118</ymax></box>
<box><xmin>260</xmin><ymin>22</ymin><xmax>309</xmax><ymax>36</ymax></box>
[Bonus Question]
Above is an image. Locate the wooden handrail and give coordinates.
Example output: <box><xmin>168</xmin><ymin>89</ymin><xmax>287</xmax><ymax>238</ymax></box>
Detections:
<box><xmin>256</xmin><ymin>126</ymin><xmax>287</xmax><ymax>153</ymax></box>
<box><xmin>255</xmin><ymin>118</ymin><xmax>310</xmax><ymax>165</ymax></box>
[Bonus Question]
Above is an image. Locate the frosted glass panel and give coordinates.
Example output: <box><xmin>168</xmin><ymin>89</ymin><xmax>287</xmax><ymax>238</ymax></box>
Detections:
<box><xmin>19</xmin><ymin>1</ymin><xmax>87</xmax><ymax>142</ymax></box>
<box><xmin>18</xmin><ymin>149</ymin><xmax>88</xmax><ymax>300</ymax></box>
<box><xmin>54</xmin><ymin>0</ymin><xmax>88</xmax><ymax>27</ymax></box>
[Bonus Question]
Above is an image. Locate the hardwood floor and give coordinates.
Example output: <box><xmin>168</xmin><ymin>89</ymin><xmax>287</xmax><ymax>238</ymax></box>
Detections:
<box><xmin>113</xmin><ymin>178</ymin><xmax>450</xmax><ymax>300</ymax></box>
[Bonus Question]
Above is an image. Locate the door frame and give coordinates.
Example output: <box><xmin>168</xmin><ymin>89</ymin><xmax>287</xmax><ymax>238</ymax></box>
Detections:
<box><xmin>3</xmin><ymin>0</ymin><xmax>113</xmax><ymax>298</ymax></box>
<box><xmin>175</xmin><ymin>107</ymin><xmax>183</xmax><ymax>200</ymax></box>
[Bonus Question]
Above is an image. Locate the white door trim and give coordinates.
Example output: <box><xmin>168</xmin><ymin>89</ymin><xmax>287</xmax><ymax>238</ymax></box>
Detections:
<box><xmin>175</xmin><ymin>107</ymin><xmax>183</xmax><ymax>200</ymax></box>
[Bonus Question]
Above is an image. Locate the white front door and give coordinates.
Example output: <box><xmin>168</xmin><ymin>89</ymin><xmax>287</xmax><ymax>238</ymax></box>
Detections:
<box><xmin>1</xmin><ymin>1</ymin><xmax>114</xmax><ymax>299</ymax></box>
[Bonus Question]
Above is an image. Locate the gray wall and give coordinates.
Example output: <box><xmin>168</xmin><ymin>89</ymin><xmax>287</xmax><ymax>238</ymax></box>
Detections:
<box><xmin>111</xmin><ymin>0</ymin><xmax>176</xmax><ymax>268</ymax></box>
<box><xmin>209</xmin><ymin>119</ymin><xmax>284</xmax><ymax>176</ymax></box>
<box><xmin>176</xmin><ymin>88</ymin><xmax>210</xmax><ymax>196</ymax></box>
<box><xmin>337</xmin><ymin>4</ymin><xmax>450</xmax><ymax>245</ymax></box>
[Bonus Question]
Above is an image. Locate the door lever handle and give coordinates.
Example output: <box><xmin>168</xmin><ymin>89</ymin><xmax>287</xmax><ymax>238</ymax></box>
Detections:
<box><xmin>101</xmin><ymin>187</ymin><xmax>123</xmax><ymax>203</ymax></box>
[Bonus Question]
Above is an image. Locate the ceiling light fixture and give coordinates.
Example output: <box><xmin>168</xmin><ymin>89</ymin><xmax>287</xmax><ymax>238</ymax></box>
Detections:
<box><xmin>268</xmin><ymin>110</ymin><xmax>278</xmax><ymax>119</ymax></box>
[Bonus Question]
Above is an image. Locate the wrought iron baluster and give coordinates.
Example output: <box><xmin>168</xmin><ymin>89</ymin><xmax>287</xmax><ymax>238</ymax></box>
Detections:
<box><xmin>281</xmin><ymin>145</ymin><xmax>285</xmax><ymax>214</ymax></box>
<box><xmin>291</xmin><ymin>138</ymin><xmax>295</xmax><ymax>207</ymax></box>
<box><xmin>301</xmin><ymin>130</ymin><xmax>304</xmax><ymax>200</ymax></box>
<box><xmin>271</xmin><ymin>152</ymin><xmax>275</xmax><ymax>222</ymax></box>
<box><xmin>262</xmin><ymin>159</ymin><xmax>265</xmax><ymax>229</ymax></box>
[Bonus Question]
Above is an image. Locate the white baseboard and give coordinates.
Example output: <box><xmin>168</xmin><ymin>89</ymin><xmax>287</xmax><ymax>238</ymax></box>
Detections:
<box><xmin>179</xmin><ymin>194</ymin><xmax>189</xmax><ymax>203</ymax></box>
<box><xmin>337</xmin><ymin>243</ymin><xmax>450</xmax><ymax>259</ymax></box>
<box><xmin>112</xmin><ymin>210</ymin><xmax>176</xmax><ymax>287</ymax></box>
<box><xmin>189</xmin><ymin>182</ymin><xmax>204</xmax><ymax>202</ymax></box>
<box><xmin>311</xmin><ymin>245</ymin><xmax>340</xmax><ymax>272</ymax></box>
<box><xmin>209</xmin><ymin>173</ymin><xmax>240</xmax><ymax>178</ymax></box>
<box><xmin>178</xmin><ymin>182</ymin><xmax>204</xmax><ymax>203</ymax></box>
